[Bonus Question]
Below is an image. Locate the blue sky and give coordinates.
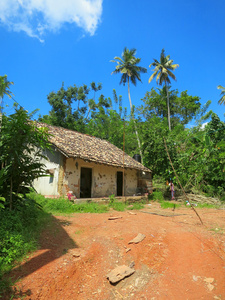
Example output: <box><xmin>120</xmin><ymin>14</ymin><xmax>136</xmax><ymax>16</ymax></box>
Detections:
<box><xmin>1</xmin><ymin>0</ymin><xmax>224</xmax><ymax>123</ymax></box>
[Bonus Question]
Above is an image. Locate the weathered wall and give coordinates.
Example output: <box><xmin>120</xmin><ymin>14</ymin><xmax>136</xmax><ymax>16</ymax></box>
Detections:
<box><xmin>33</xmin><ymin>148</ymin><xmax>62</xmax><ymax>196</ymax></box>
<box><xmin>62</xmin><ymin>158</ymin><xmax>139</xmax><ymax>198</ymax></box>
<box><xmin>33</xmin><ymin>149</ymin><xmax>151</xmax><ymax>198</ymax></box>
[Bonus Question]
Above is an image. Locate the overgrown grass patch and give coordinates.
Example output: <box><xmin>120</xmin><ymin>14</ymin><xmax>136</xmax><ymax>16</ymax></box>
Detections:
<box><xmin>127</xmin><ymin>202</ymin><xmax>145</xmax><ymax>210</ymax></box>
<box><xmin>108</xmin><ymin>194</ymin><xmax>146</xmax><ymax>211</ymax></box>
<box><xmin>110</xmin><ymin>201</ymin><xmax>127</xmax><ymax>211</ymax></box>
<box><xmin>159</xmin><ymin>201</ymin><xmax>181</xmax><ymax>209</ymax></box>
<box><xmin>28</xmin><ymin>192</ymin><xmax>109</xmax><ymax>214</ymax></box>
<box><xmin>195</xmin><ymin>203</ymin><xmax>219</xmax><ymax>209</ymax></box>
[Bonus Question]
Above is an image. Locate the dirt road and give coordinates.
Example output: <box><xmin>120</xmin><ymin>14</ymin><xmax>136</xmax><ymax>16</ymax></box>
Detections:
<box><xmin>9</xmin><ymin>203</ymin><xmax>225</xmax><ymax>299</ymax></box>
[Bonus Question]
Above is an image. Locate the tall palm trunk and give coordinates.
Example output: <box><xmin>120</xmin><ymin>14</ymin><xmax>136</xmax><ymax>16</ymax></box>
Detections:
<box><xmin>165</xmin><ymin>83</ymin><xmax>171</xmax><ymax>131</ymax></box>
<box><xmin>128</xmin><ymin>78</ymin><xmax>143</xmax><ymax>161</ymax></box>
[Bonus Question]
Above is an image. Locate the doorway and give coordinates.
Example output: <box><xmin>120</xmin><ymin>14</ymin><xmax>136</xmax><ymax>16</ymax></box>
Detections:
<box><xmin>80</xmin><ymin>167</ymin><xmax>92</xmax><ymax>198</ymax></box>
<box><xmin>117</xmin><ymin>171</ymin><xmax>123</xmax><ymax>196</ymax></box>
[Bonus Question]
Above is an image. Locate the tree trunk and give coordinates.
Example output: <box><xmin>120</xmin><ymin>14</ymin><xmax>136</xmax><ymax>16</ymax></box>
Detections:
<box><xmin>127</xmin><ymin>78</ymin><xmax>143</xmax><ymax>162</ymax></box>
<box><xmin>165</xmin><ymin>83</ymin><xmax>171</xmax><ymax>131</ymax></box>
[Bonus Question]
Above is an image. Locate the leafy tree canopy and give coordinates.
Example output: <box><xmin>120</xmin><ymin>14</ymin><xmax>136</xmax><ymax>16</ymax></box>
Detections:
<box><xmin>39</xmin><ymin>82</ymin><xmax>102</xmax><ymax>133</ymax></box>
<box><xmin>140</xmin><ymin>87</ymin><xmax>201</xmax><ymax>126</ymax></box>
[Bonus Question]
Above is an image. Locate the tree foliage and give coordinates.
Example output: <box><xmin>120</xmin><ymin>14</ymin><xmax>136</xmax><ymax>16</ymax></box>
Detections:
<box><xmin>0</xmin><ymin>107</ymin><xmax>51</xmax><ymax>210</ymax></box>
<box><xmin>140</xmin><ymin>87</ymin><xmax>201</xmax><ymax>126</ymax></box>
<box><xmin>0</xmin><ymin>75</ymin><xmax>14</xmax><ymax>102</ymax></box>
<box><xmin>111</xmin><ymin>47</ymin><xmax>147</xmax><ymax>159</ymax></box>
<box><xmin>38</xmin><ymin>78</ymin><xmax>225</xmax><ymax>200</ymax></box>
<box><xmin>141</xmin><ymin>111</ymin><xmax>225</xmax><ymax>199</ymax></box>
<box><xmin>217</xmin><ymin>85</ymin><xmax>225</xmax><ymax>105</ymax></box>
<box><xmin>39</xmin><ymin>83</ymin><xmax>141</xmax><ymax>156</ymax></box>
<box><xmin>148</xmin><ymin>48</ymin><xmax>179</xmax><ymax>131</ymax></box>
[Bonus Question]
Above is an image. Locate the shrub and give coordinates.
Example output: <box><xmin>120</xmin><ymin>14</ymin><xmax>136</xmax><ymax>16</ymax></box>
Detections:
<box><xmin>148</xmin><ymin>191</ymin><xmax>164</xmax><ymax>202</ymax></box>
<box><xmin>109</xmin><ymin>194</ymin><xmax>116</xmax><ymax>206</ymax></box>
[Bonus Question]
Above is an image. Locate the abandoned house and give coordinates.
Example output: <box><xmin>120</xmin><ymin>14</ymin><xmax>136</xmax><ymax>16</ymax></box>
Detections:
<box><xmin>33</xmin><ymin>123</ymin><xmax>152</xmax><ymax>198</ymax></box>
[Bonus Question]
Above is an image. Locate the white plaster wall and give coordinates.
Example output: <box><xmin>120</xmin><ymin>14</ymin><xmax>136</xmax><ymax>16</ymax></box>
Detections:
<box><xmin>63</xmin><ymin>158</ymin><xmax>138</xmax><ymax>198</ymax></box>
<box><xmin>33</xmin><ymin>148</ymin><xmax>62</xmax><ymax>196</ymax></box>
<box><xmin>125</xmin><ymin>169</ymin><xmax>138</xmax><ymax>195</ymax></box>
<box><xmin>63</xmin><ymin>158</ymin><xmax>81</xmax><ymax>197</ymax></box>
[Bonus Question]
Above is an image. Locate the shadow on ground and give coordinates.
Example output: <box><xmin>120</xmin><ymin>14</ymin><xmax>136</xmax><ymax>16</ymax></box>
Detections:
<box><xmin>4</xmin><ymin>214</ymin><xmax>77</xmax><ymax>299</ymax></box>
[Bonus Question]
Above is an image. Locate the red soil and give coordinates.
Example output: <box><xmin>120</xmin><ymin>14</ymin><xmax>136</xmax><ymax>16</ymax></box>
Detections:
<box><xmin>7</xmin><ymin>203</ymin><xmax>225</xmax><ymax>299</ymax></box>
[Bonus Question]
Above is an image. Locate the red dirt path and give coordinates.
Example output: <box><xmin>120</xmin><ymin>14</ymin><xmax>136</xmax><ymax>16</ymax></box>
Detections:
<box><xmin>8</xmin><ymin>203</ymin><xmax>225</xmax><ymax>299</ymax></box>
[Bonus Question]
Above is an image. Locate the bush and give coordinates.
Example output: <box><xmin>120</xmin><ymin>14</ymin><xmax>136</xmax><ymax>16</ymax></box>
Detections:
<box><xmin>148</xmin><ymin>191</ymin><xmax>164</xmax><ymax>201</ymax></box>
<box><xmin>109</xmin><ymin>194</ymin><xmax>116</xmax><ymax>206</ymax></box>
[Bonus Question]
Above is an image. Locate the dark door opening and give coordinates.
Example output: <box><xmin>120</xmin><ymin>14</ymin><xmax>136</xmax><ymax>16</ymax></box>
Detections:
<box><xmin>80</xmin><ymin>167</ymin><xmax>92</xmax><ymax>198</ymax></box>
<box><xmin>117</xmin><ymin>171</ymin><xmax>123</xmax><ymax>196</ymax></box>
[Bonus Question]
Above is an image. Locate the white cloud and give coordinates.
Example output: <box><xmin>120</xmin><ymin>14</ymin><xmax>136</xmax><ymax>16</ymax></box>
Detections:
<box><xmin>201</xmin><ymin>122</ymin><xmax>208</xmax><ymax>129</ymax></box>
<box><xmin>0</xmin><ymin>0</ymin><xmax>103</xmax><ymax>41</ymax></box>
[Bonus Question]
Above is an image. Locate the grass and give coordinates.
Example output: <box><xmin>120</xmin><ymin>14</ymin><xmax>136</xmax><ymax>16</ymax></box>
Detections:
<box><xmin>195</xmin><ymin>203</ymin><xmax>220</xmax><ymax>209</ymax></box>
<box><xmin>109</xmin><ymin>201</ymin><xmax>126</xmax><ymax>211</ymax></box>
<box><xmin>28</xmin><ymin>193</ymin><xmax>148</xmax><ymax>214</ymax></box>
<box><xmin>108</xmin><ymin>194</ymin><xmax>146</xmax><ymax>211</ymax></box>
<box><xmin>210</xmin><ymin>227</ymin><xmax>224</xmax><ymax>234</ymax></box>
<box><xmin>28</xmin><ymin>192</ymin><xmax>109</xmax><ymax>214</ymax></box>
<box><xmin>127</xmin><ymin>202</ymin><xmax>145</xmax><ymax>210</ymax></box>
<box><xmin>159</xmin><ymin>201</ymin><xmax>181</xmax><ymax>209</ymax></box>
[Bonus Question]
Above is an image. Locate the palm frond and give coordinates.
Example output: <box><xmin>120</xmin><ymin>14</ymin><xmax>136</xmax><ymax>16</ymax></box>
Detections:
<box><xmin>148</xmin><ymin>71</ymin><xmax>158</xmax><ymax>83</ymax></box>
<box><xmin>111</xmin><ymin>47</ymin><xmax>146</xmax><ymax>86</ymax></box>
<box><xmin>217</xmin><ymin>85</ymin><xmax>225</xmax><ymax>105</ymax></box>
<box><xmin>148</xmin><ymin>48</ymin><xmax>178</xmax><ymax>88</ymax></box>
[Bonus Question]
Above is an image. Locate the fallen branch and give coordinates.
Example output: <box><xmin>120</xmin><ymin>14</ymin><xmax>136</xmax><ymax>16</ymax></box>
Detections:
<box><xmin>108</xmin><ymin>216</ymin><xmax>123</xmax><ymax>220</ymax></box>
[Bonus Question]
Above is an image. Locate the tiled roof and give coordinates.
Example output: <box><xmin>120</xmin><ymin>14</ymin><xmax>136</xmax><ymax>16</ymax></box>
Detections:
<box><xmin>35</xmin><ymin>122</ymin><xmax>151</xmax><ymax>173</ymax></box>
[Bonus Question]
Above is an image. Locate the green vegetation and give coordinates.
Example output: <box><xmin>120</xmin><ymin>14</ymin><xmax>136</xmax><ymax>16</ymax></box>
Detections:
<box><xmin>0</xmin><ymin>48</ymin><xmax>225</xmax><ymax>297</ymax></box>
<box><xmin>159</xmin><ymin>201</ymin><xmax>181</xmax><ymax>209</ymax></box>
<box><xmin>108</xmin><ymin>194</ymin><xmax>145</xmax><ymax>211</ymax></box>
<box><xmin>127</xmin><ymin>202</ymin><xmax>145</xmax><ymax>210</ymax></box>
<box><xmin>29</xmin><ymin>193</ymin><xmax>109</xmax><ymax>214</ymax></box>
<box><xmin>195</xmin><ymin>203</ymin><xmax>220</xmax><ymax>209</ymax></box>
<box><xmin>0</xmin><ymin>107</ymin><xmax>51</xmax><ymax>210</ymax></box>
<box><xmin>109</xmin><ymin>201</ymin><xmax>126</xmax><ymax>211</ymax></box>
<box><xmin>31</xmin><ymin>193</ymin><xmax>146</xmax><ymax>214</ymax></box>
<box><xmin>0</xmin><ymin>204</ymin><xmax>51</xmax><ymax>297</ymax></box>
<box><xmin>217</xmin><ymin>85</ymin><xmax>225</xmax><ymax>105</ymax></box>
<box><xmin>148</xmin><ymin>191</ymin><xmax>165</xmax><ymax>202</ymax></box>
<box><xmin>148</xmin><ymin>48</ymin><xmax>179</xmax><ymax>131</ymax></box>
<box><xmin>210</xmin><ymin>227</ymin><xmax>224</xmax><ymax>234</ymax></box>
<box><xmin>111</xmin><ymin>47</ymin><xmax>147</xmax><ymax>157</ymax></box>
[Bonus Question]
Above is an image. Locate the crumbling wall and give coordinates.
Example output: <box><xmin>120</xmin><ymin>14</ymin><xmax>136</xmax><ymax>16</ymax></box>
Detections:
<box><xmin>33</xmin><ymin>147</ymin><xmax>62</xmax><ymax>197</ymax></box>
<box><xmin>63</xmin><ymin>158</ymin><xmax>139</xmax><ymax>198</ymax></box>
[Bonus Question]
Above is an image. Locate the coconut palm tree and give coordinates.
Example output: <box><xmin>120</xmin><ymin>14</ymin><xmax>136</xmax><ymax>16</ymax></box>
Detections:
<box><xmin>217</xmin><ymin>85</ymin><xmax>225</xmax><ymax>105</ymax></box>
<box><xmin>148</xmin><ymin>49</ymin><xmax>179</xmax><ymax>131</ymax></box>
<box><xmin>111</xmin><ymin>47</ymin><xmax>147</xmax><ymax>160</ymax></box>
